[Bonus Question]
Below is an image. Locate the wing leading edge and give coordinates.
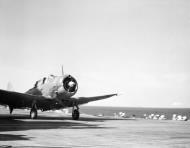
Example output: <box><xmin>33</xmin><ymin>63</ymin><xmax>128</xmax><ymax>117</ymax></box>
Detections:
<box><xmin>0</xmin><ymin>89</ymin><xmax>117</xmax><ymax>120</ymax></box>
<box><xmin>70</xmin><ymin>94</ymin><xmax>118</xmax><ymax>105</ymax></box>
<box><xmin>0</xmin><ymin>89</ymin><xmax>117</xmax><ymax>110</ymax></box>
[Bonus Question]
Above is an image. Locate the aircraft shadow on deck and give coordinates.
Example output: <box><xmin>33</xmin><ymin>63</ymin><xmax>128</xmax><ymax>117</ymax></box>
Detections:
<box><xmin>0</xmin><ymin>113</ymin><xmax>134</xmax><ymax>141</ymax></box>
<box><xmin>0</xmin><ymin>134</ymin><xmax>29</xmax><ymax>141</ymax></box>
<box><xmin>0</xmin><ymin>115</ymin><xmax>117</xmax><ymax>141</ymax></box>
<box><xmin>0</xmin><ymin>115</ymin><xmax>116</xmax><ymax>131</ymax></box>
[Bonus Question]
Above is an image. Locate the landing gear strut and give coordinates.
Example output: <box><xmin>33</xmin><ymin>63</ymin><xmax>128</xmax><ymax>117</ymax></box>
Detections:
<box><xmin>30</xmin><ymin>108</ymin><xmax>38</xmax><ymax>119</ymax></box>
<box><xmin>9</xmin><ymin>106</ymin><xmax>14</xmax><ymax>114</ymax></box>
<box><xmin>30</xmin><ymin>103</ymin><xmax>38</xmax><ymax>119</ymax></box>
<box><xmin>72</xmin><ymin>106</ymin><xmax>80</xmax><ymax>120</ymax></box>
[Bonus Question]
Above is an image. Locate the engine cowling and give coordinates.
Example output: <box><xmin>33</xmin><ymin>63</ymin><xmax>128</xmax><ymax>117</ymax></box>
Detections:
<box><xmin>61</xmin><ymin>75</ymin><xmax>78</xmax><ymax>97</ymax></box>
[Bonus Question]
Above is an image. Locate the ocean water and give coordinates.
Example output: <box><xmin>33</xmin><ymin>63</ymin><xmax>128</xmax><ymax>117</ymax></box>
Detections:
<box><xmin>79</xmin><ymin>106</ymin><xmax>190</xmax><ymax>120</ymax></box>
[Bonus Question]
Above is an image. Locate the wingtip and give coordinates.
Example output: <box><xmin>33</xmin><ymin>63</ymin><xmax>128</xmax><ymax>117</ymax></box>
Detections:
<box><xmin>116</xmin><ymin>93</ymin><xmax>123</xmax><ymax>96</ymax></box>
<box><xmin>112</xmin><ymin>93</ymin><xmax>118</xmax><ymax>97</ymax></box>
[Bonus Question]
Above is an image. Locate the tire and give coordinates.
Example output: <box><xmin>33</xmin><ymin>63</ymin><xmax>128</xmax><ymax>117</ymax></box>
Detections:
<box><xmin>72</xmin><ymin>109</ymin><xmax>80</xmax><ymax>120</ymax></box>
<box><xmin>30</xmin><ymin>108</ymin><xmax>38</xmax><ymax>119</ymax></box>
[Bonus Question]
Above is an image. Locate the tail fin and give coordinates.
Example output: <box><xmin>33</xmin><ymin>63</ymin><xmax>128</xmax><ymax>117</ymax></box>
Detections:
<box><xmin>7</xmin><ymin>82</ymin><xmax>14</xmax><ymax>91</ymax></box>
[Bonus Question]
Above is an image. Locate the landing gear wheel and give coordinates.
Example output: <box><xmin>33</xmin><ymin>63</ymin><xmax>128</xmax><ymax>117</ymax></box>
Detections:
<box><xmin>30</xmin><ymin>108</ymin><xmax>38</xmax><ymax>119</ymax></box>
<box><xmin>72</xmin><ymin>109</ymin><xmax>80</xmax><ymax>120</ymax></box>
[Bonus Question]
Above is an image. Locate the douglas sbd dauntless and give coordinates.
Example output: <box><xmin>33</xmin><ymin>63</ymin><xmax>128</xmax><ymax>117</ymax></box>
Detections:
<box><xmin>0</xmin><ymin>69</ymin><xmax>117</xmax><ymax>120</ymax></box>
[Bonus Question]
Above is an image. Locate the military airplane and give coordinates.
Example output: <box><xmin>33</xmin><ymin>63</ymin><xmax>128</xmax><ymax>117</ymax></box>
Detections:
<box><xmin>0</xmin><ymin>71</ymin><xmax>117</xmax><ymax>120</ymax></box>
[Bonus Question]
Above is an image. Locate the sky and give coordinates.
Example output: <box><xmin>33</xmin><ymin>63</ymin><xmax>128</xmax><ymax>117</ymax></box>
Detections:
<box><xmin>0</xmin><ymin>0</ymin><xmax>190</xmax><ymax>107</ymax></box>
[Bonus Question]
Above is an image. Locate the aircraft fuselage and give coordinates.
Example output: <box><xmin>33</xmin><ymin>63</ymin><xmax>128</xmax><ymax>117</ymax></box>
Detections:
<box><xmin>26</xmin><ymin>74</ymin><xmax>78</xmax><ymax>99</ymax></box>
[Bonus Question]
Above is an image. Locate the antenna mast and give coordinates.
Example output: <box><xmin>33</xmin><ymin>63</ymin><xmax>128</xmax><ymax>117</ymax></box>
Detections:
<box><xmin>61</xmin><ymin>65</ymin><xmax>64</xmax><ymax>76</ymax></box>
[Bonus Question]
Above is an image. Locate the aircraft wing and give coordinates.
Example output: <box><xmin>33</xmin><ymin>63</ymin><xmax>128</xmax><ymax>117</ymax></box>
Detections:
<box><xmin>0</xmin><ymin>89</ymin><xmax>58</xmax><ymax>111</ymax></box>
<box><xmin>0</xmin><ymin>89</ymin><xmax>117</xmax><ymax>111</ymax></box>
<box><xmin>68</xmin><ymin>94</ymin><xmax>118</xmax><ymax>106</ymax></box>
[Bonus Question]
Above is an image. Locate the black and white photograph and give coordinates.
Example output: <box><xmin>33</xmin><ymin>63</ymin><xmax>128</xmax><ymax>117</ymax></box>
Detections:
<box><xmin>0</xmin><ymin>0</ymin><xmax>190</xmax><ymax>147</ymax></box>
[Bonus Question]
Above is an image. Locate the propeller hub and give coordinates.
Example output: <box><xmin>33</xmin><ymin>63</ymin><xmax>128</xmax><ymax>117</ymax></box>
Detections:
<box><xmin>63</xmin><ymin>75</ymin><xmax>78</xmax><ymax>94</ymax></box>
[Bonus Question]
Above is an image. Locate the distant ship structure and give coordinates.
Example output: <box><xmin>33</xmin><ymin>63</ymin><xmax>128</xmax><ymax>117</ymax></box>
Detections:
<box><xmin>95</xmin><ymin>111</ymin><xmax>135</xmax><ymax>119</ymax></box>
<box><xmin>143</xmin><ymin>113</ymin><xmax>188</xmax><ymax>121</ymax></box>
<box><xmin>114</xmin><ymin>112</ymin><xmax>132</xmax><ymax>118</ymax></box>
<box><xmin>113</xmin><ymin>112</ymin><xmax>136</xmax><ymax>119</ymax></box>
<box><xmin>114</xmin><ymin>112</ymin><xmax>127</xmax><ymax>118</ymax></box>
<box><xmin>172</xmin><ymin>114</ymin><xmax>188</xmax><ymax>121</ymax></box>
<box><xmin>94</xmin><ymin>111</ymin><xmax>189</xmax><ymax>121</ymax></box>
<box><xmin>144</xmin><ymin>114</ymin><xmax>166</xmax><ymax>120</ymax></box>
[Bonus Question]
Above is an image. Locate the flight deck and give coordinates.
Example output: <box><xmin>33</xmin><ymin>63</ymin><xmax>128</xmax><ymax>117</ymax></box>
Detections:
<box><xmin>0</xmin><ymin>108</ymin><xmax>190</xmax><ymax>148</ymax></box>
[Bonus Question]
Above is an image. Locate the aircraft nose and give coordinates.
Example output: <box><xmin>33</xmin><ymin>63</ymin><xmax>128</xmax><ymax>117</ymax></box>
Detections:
<box><xmin>63</xmin><ymin>75</ymin><xmax>78</xmax><ymax>93</ymax></box>
<box><xmin>68</xmin><ymin>81</ymin><xmax>75</xmax><ymax>87</ymax></box>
